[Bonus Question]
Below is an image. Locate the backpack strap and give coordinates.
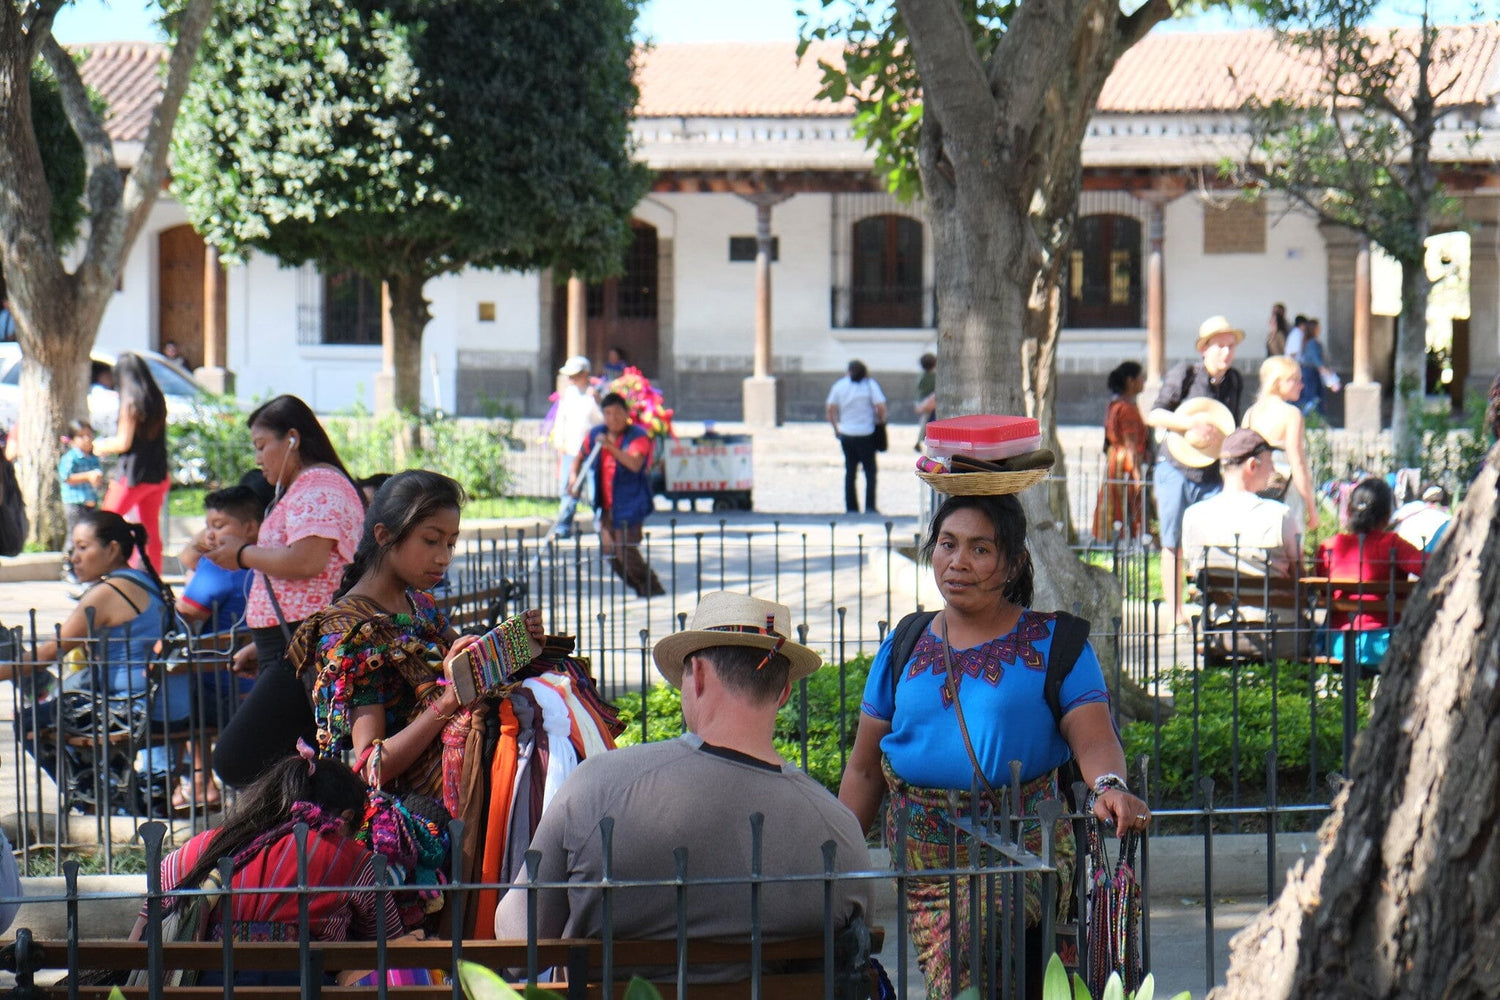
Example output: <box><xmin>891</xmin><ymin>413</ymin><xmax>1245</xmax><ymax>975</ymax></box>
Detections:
<box><xmin>887</xmin><ymin>610</ymin><xmax>937</xmax><ymax>705</ymax></box>
<box><xmin>1044</xmin><ymin>611</ymin><xmax>1092</xmax><ymax>729</ymax></box>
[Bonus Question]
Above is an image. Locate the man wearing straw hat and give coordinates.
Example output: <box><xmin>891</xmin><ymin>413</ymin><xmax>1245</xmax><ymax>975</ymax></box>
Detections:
<box><xmin>1146</xmin><ymin>315</ymin><xmax>1246</xmax><ymax>629</ymax></box>
<box><xmin>495</xmin><ymin>592</ymin><xmax>873</xmax><ymax>948</ymax></box>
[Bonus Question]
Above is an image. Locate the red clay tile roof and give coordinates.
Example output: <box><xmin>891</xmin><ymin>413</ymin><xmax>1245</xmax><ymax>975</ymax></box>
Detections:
<box><xmin>75</xmin><ymin>26</ymin><xmax>1500</xmax><ymax>144</ymax></box>
<box><xmin>635</xmin><ymin>40</ymin><xmax>853</xmax><ymax>117</ymax></box>
<box><xmin>1099</xmin><ymin>24</ymin><xmax>1500</xmax><ymax>113</ymax></box>
<box><xmin>76</xmin><ymin>41</ymin><xmax>166</xmax><ymax>144</ymax></box>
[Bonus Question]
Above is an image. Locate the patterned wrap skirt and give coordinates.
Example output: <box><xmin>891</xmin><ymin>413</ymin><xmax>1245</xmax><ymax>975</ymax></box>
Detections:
<box><xmin>882</xmin><ymin>757</ymin><xmax>1075</xmax><ymax>1000</ymax></box>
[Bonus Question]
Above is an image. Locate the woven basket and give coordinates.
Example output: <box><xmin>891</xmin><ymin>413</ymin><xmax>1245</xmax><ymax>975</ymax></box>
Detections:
<box><xmin>917</xmin><ymin>467</ymin><xmax>1049</xmax><ymax>496</ymax></box>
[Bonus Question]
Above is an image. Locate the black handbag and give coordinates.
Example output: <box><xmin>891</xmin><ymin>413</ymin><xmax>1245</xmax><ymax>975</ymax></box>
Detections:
<box><xmin>873</xmin><ymin>422</ymin><xmax>888</xmax><ymax>453</ymax></box>
<box><xmin>0</xmin><ymin>453</ymin><xmax>28</xmax><ymax>557</ymax></box>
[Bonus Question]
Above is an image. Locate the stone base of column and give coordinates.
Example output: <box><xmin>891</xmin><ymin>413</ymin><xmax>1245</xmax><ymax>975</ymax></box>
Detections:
<box><xmin>1343</xmin><ymin>381</ymin><xmax>1383</xmax><ymax>433</ymax></box>
<box><xmin>192</xmin><ymin>366</ymin><xmax>235</xmax><ymax>396</ymax></box>
<box><xmin>742</xmin><ymin>375</ymin><xmax>780</xmax><ymax>427</ymax></box>
<box><xmin>374</xmin><ymin>372</ymin><xmax>397</xmax><ymax>413</ymax></box>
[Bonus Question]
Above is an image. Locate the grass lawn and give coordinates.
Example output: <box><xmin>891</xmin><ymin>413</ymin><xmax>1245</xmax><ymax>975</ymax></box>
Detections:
<box><xmin>168</xmin><ymin>488</ymin><xmax>559</xmax><ymax>521</ymax></box>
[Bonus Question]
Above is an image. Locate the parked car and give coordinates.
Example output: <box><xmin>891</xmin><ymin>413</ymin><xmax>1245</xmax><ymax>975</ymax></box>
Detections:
<box><xmin>0</xmin><ymin>348</ymin><xmax>210</xmax><ymax>437</ymax></box>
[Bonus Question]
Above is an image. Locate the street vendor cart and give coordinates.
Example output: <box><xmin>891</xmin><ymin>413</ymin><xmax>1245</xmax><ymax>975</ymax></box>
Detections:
<box><xmin>655</xmin><ymin>430</ymin><xmax>754</xmax><ymax>511</ymax></box>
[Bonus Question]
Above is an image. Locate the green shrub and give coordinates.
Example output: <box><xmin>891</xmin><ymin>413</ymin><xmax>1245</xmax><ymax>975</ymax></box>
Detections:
<box><xmin>324</xmin><ymin>402</ymin><xmax>524</xmax><ymax>500</ymax></box>
<box><xmin>614</xmin><ymin>654</ymin><xmax>873</xmax><ymax>795</ymax></box>
<box><xmin>168</xmin><ymin>394</ymin><xmax>256</xmax><ymax>488</ymax></box>
<box><xmin>1123</xmin><ymin>661</ymin><xmax>1372</xmax><ymax>805</ymax></box>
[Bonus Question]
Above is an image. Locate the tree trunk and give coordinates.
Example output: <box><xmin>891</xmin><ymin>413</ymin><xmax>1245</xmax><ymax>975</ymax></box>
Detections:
<box><xmin>1390</xmin><ymin>256</ymin><xmax>1430</xmax><ymax>468</ymax></box>
<box><xmin>384</xmin><ymin>270</ymin><xmax>432</xmax><ymax>463</ymax></box>
<box><xmin>1213</xmin><ymin>442</ymin><xmax>1500</xmax><ymax>998</ymax></box>
<box><xmin>0</xmin><ymin>0</ymin><xmax>214</xmax><ymax>548</ymax></box>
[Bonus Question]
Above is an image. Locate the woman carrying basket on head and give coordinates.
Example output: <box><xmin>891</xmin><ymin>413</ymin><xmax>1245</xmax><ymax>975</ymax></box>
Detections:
<box><xmin>839</xmin><ymin>465</ymin><xmax>1148</xmax><ymax>1000</ymax></box>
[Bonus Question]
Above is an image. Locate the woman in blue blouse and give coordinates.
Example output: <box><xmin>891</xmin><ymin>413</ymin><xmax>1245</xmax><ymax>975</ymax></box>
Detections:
<box><xmin>839</xmin><ymin>492</ymin><xmax>1149</xmax><ymax>999</ymax></box>
<box><xmin>3</xmin><ymin>510</ymin><xmax>185</xmax><ymax>812</ymax></box>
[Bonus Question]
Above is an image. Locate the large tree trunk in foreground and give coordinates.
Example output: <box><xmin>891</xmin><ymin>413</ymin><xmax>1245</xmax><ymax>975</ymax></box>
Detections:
<box><xmin>1213</xmin><ymin>442</ymin><xmax>1500</xmax><ymax>999</ymax></box>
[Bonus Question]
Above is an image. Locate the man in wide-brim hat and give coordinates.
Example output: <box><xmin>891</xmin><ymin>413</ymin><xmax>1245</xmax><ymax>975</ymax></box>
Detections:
<box><xmin>494</xmin><ymin>592</ymin><xmax>873</xmax><ymax>955</ymax></box>
<box><xmin>1146</xmin><ymin>314</ymin><xmax>1246</xmax><ymax>629</ymax></box>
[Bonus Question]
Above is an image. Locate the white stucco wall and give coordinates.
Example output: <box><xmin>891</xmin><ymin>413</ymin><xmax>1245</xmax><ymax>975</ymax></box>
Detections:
<box><xmin>660</xmin><ymin>191</ymin><xmax>935</xmax><ymax>374</ymax></box>
<box><xmin>1164</xmin><ymin>193</ymin><xmax>1327</xmax><ymax>362</ymax></box>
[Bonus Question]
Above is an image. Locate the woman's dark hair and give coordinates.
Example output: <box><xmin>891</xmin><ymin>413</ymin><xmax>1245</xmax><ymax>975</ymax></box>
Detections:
<box><xmin>1107</xmin><ymin>361</ymin><xmax>1143</xmax><ymax>396</ymax></box>
<box><xmin>336</xmin><ymin>469</ymin><xmax>466</xmax><ymax>600</ymax></box>
<box><xmin>173</xmin><ymin>753</ymin><xmax>370</xmax><ymax>900</ymax></box>
<box><xmin>847</xmin><ymin>360</ymin><xmax>869</xmax><ymax>382</ymax></box>
<box><xmin>76</xmin><ymin>508</ymin><xmax>175</xmax><ymax>616</ymax></box>
<box><xmin>113</xmin><ymin>353</ymin><xmax>166</xmax><ymax>441</ymax></box>
<box><xmin>1345</xmin><ymin>476</ymin><xmax>1395</xmax><ymax>535</ymax></box>
<box><xmin>600</xmin><ymin>391</ymin><xmax>628</xmax><ymax>412</ymax></box>
<box><xmin>920</xmin><ymin>494</ymin><xmax>1035</xmax><ymax>607</ymax></box>
<box><xmin>357</xmin><ymin>473</ymin><xmax>393</xmax><ymax>495</ymax></box>
<box><xmin>247</xmin><ymin>395</ymin><xmax>359</xmax><ymax>496</ymax></box>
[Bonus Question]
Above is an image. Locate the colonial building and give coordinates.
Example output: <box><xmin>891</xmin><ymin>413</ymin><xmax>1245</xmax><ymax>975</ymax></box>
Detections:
<box><xmin>71</xmin><ymin>26</ymin><xmax>1500</xmax><ymax>426</ymax></box>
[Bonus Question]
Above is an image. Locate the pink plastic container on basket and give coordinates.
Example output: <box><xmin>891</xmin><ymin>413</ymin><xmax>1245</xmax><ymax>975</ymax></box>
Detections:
<box><xmin>924</xmin><ymin>415</ymin><xmax>1041</xmax><ymax>463</ymax></box>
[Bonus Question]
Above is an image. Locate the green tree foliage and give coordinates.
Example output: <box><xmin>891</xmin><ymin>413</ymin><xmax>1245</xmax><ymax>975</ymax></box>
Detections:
<box><xmin>172</xmin><ymin>0</ymin><xmax>651</xmax><ymax>410</ymax></box>
<box><xmin>1225</xmin><ymin>0</ymin><xmax>1481</xmax><ymax>464</ymax></box>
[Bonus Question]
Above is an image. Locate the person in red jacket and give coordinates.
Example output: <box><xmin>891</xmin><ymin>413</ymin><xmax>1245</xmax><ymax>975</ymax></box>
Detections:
<box><xmin>1315</xmin><ymin>476</ymin><xmax>1426</xmax><ymax>670</ymax></box>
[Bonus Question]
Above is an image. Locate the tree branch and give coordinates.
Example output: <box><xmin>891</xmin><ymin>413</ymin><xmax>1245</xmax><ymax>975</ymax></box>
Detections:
<box><xmin>23</xmin><ymin>0</ymin><xmax>66</xmax><ymax>63</ymax></box>
<box><xmin>1117</xmin><ymin>0</ymin><xmax>1175</xmax><ymax>53</ymax></box>
<box><xmin>39</xmin><ymin>34</ymin><xmax>124</xmax><ymax>261</ymax></box>
<box><xmin>893</xmin><ymin>0</ymin><xmax>997</xmax><ymax>144</ymax></box>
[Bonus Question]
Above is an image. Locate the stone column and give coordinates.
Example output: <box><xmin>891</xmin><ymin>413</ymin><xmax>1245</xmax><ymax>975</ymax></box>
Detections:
<box><xmin>1135</xmin><ymin>186</ymin><xmax>1177</xmax><ymax>411</ymax></box>
<box><xmin>1344</xmin><ymin>235</ymin><xmax>1382</xmax><ymax>432</ymax></box>
<box><xmin>1318</xmin><ymin>221</ymin><xmax>1369</xmax><ymax>428</ymax></box>
<box><xmin>739</xmin><ymin>191</ymin><xmax>792</xmax><ymax>427</ymax></box>
<box><xmin>375</xmin><ymin>281</ymin><xmax>396</xmax><ymax>412</ymax></box>
<box><xmin>1466</xmin><ymin>220</ymin><xmax>1500</xmax><ymax>401</ymax></box>
<box><xmin>194</xmin><ymin>245</ymin><xmax>234</xmax><ymax>395</ymax></box>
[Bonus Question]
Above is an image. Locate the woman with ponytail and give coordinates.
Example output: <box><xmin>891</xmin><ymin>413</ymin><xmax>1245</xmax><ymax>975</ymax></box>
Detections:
<box><xmin>2</xmin><ymin>510</ymin><xmax>184</xmax><ymax>805</ymax></box>
<box><xmin>206</xmin><ymin>395</ymin><xmax>364</xmax><ymax>787</ymax></box>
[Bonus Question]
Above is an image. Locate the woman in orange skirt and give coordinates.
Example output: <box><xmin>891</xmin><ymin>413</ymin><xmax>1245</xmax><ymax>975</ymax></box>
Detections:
<box><xmin>1093</xmin><ymin>362</ymin><xmax>1150</xmax><ymax>542</ymax></box>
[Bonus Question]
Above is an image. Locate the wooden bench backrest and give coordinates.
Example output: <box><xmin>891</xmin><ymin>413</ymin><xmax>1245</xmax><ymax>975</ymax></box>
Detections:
<box><xmin>1193</xmin><ymin>568</ymin><xmax>1308</xmax><ymax>614</ymax></box>
<box><xmin>1299</xmin><ymin>575</ymin><xmax>1418</xmax><ymax>616</ymax></box>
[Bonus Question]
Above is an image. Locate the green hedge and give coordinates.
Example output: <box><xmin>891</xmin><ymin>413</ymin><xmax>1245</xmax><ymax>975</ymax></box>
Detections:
<box><xmin>1123</xmin><ymin>661</ymin><xmax>1372</xmax><ymax>805</ymax></box>
<box><xmin>614</xmin><ymin>654</ymin><xmax>872</xmax><ymax>795</ymax></box>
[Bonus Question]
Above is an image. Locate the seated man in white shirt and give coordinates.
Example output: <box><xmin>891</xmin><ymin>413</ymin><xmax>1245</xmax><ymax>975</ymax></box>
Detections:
<box><xmin>1181</xmin><ymin>429</ymin><xmax>1303</xmax><ymax>658</ymax></box>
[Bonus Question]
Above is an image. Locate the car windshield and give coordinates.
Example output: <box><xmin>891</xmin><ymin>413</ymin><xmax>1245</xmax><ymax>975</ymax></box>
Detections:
<box><xmin>2</xmin><ymin>357</ymin><xmax>202</xmax><ymax>397</ymax></box>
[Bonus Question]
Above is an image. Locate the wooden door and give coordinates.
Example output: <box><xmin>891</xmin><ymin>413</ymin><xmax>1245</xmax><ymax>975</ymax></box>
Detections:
<box><xmin>157</xmin><ymin>225</ymin><xmax>226</xmax><ymax>370</ymax></box>
<box><xmin>552</xmin><ymin>222</ymin><xmax>660</xmax><ymax>379</ymax></box>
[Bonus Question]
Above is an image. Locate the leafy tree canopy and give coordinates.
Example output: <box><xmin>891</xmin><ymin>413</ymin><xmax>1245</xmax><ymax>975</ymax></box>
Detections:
<box><xmin>171</xmin><ymin>0</ymin><xmax>652</xmax><ymax>282</ymax></box>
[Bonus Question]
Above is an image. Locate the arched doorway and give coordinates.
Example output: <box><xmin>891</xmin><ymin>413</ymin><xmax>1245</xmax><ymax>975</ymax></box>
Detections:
<box><xmin>157</xmin><ymin>224</ymin><xmax>226</xmax><ymax>370</ymax></box>
<box><xmin>552</xmin><ymin>221</ymin><xmax>660</xmax><ymax>378</ymax></box>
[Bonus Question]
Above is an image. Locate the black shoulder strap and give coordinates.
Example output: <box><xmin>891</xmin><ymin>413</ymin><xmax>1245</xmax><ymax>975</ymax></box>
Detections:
<box><xmin>888</xmin><ymin>610</ymin><xmax>937</xmax><ymax>703</ymax></box>
<box><xmin>96</xmin><ymin>575</ymin><xmax>146</xmax><ymax>616</ymax></box>
<box><xmin>1044</xmin><ymin>611</ymin><xmax>1092</xmax><ymax>729</ymax></box>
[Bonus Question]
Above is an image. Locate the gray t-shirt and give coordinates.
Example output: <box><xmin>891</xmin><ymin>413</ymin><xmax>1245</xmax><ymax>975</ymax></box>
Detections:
<box><xmin>495</xmin><ymin>733</ymin><xmax>873</xmax><ymax>945</ymax></box>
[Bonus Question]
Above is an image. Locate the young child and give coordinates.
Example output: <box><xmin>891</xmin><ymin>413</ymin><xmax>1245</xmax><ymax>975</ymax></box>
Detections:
<box><xmin>179</xmin><ymin>485</ymin><xmax>263</xmax><ymax>634</ymax></box>
<box><xmin>57</xmin><ymin>420</ymin><xmax>104</xmax><ymax>579</ymax></box>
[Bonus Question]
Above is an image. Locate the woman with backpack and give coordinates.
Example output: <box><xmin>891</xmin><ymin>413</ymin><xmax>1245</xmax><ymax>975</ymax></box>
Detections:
<box><xmin>838</xmin><ymin>490</ymin><xmax>1148</xmax><ymax>1000</ymax></box>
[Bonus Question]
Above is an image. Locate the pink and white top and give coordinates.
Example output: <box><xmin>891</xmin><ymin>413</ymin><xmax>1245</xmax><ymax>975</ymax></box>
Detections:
<box><xmin>245</xmin><ymin>466</ymin><xmax>364</xmax><ymax>628</ymax></box>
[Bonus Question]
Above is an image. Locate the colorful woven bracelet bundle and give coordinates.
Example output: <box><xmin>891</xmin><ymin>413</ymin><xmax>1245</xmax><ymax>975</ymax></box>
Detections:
<box><xmin>463</xmin><ymin>615</ymin><xmax>537</xmax><ymax>697</ymax></box>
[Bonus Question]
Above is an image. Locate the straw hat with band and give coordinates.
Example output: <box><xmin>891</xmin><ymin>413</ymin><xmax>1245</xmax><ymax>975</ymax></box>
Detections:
<box><xmin>653</xmin><ymin>592</ymin><xmax>822</xmax><ymax>688</ymax></box>
<box><xmin>1164</xmin><ymin>397</ymin><xmax>1237</xmax><ymax>468</ymax></box>
<box><xmin>1195</xmin><ymin>315</ymin><xmax>1245</xmax><ymax>352</ymax></box>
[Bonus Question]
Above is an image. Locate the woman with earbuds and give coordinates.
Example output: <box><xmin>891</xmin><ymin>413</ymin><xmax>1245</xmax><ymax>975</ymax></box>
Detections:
<box><xmin>206</xmin><ymin>395</ymin><xmax>365</xmax><ymax>786</ymax></box>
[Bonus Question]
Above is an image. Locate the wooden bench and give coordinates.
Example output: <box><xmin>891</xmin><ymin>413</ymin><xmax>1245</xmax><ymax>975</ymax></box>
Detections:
<box><xmin>2</xmin><ymin>925</ymin><xmax>881</xmax><ymax>1000</ymax></box>
<box><xmin>1299</xmin><ymin>575</ymin><xmax>1418</xmax><ymax>670</ymax></box>
<box><xmin>434</xmin><ymin>579</ymin><xmax>526</xmax><ymax>634</ymax></box>
<box><xmin>1190</xmin><ymin>567</ymin><xmax>1313</xmax><ymax>665</ymax></box>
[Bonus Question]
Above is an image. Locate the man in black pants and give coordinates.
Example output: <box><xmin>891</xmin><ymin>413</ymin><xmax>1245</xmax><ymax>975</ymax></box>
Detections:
<box><xmin>825</xmin><ymin>360</ymin><xmax>887</xmax><ymax>514</ymax></box>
